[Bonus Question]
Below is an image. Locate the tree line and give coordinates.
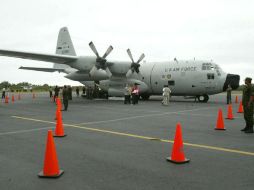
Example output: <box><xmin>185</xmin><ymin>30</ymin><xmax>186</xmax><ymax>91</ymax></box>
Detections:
<box><xmin>0</xmin><ymin>81</ymin><xmax>50</xmax><ymax>92</ymax></box>
<box><xmin>1</xmin><ymin>81</ymin><xmax>243</xmax><ymax>93</ymax></box>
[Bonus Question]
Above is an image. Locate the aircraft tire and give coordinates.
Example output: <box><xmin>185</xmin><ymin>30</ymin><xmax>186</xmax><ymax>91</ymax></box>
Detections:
<box><xmin>140</xmin><ymin>94</ymin><xmax>150</xmax><ymax>100</ymax></box>
<box><xmin>197</xmin><ymin>94</ymin><xmax>209</xmax><ymax>103</ymax></box>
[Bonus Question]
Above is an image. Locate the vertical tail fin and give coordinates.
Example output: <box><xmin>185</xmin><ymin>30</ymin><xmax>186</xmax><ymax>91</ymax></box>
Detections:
<box><xmin>54</xmin><ymin>27</ymin><xmax>76</xmax><ymax>70</ymax></box>
<box><xmin>55</xmin><ymin>27</ymin><xmax>76</xmax><ymax>56</ymax></box>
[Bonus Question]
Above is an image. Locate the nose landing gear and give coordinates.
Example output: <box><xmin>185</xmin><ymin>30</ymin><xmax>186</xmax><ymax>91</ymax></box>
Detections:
<box><xmin>196</xmin><ymin>94</ymin><xmax>209</xmax><ymax>103</ymax></box>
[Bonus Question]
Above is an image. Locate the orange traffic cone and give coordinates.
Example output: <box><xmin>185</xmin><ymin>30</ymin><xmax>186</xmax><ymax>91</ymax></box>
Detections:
<box><xmin>166</xmin><ymin>123</ymin><xmax>190</xmax><ymax>164</ymax></box>
<box><xmin>38</xmin><ymin>130</ymin><xmax>64</xmax><ymax>178</ymax></box>
<box><xmin>55</xmin><ymin>105</ymin><xmax>60</xmax><ymax>120</ymax></box>
<box><xmin>5</xmin><ymin>96</ymin><xmax>9</xmax><ymax>104</ymax></box>
<box><xmin>237</xmin><ymin>101</ymin><xmax>244</xmax><ymax>113</ymax></box>
<box><xmin>215</xmin><ymin>108</ymin><xmax>226</xmax><ymax>130</ymax></box>
<box><xmin>54</xmin><ymin>110</ymin><xmax>66</xmax><ymax>137</ymax></box>
<box><xmin>56</xmin><ymin>98</ymin><xmax>62</xmax><ymax>110</ymax></box>
<box><xmin>226</xmin><ymin>104</ymin><xmax>234</xmax><ymax>120</ymax></box>
<box><xmin>54</xmin><ymin>98</ymin><xmax>62</xmax><ymax>120</ymax></box>
<box><xmin>12</xmin><ymin>95</ymin><xmax>15</xmax><ymax>103</ymax></box>
<box><xmin>235</xmin><ymin>96</ymin><xmax>238</xmax><ymax>104</ymax></box>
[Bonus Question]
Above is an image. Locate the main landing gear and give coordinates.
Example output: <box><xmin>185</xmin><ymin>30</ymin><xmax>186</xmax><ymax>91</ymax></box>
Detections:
<box><xmin>140</xmin><ymin>94</ymin><xmax>150</xmax><ymax>100</ymax></box>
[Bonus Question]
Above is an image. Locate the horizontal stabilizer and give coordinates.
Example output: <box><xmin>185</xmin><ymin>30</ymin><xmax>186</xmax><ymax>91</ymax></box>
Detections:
<box><xmin>19</xmin><ymin>66</ymin><xmax>65</xmax><ymax>73</ymax></box>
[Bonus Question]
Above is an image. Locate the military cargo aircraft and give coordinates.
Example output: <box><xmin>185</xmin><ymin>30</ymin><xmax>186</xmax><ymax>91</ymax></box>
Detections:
<box><xmin>0</xmin><ymin>27</ymin><xmax>240</xmax><ymax>102</ymax></box>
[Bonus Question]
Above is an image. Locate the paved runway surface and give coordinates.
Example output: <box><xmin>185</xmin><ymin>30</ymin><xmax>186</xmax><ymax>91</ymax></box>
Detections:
<box><xmin>0</xmin><ymin>92</ymin><xmax>253</xmax><ymax>190</ymax></box>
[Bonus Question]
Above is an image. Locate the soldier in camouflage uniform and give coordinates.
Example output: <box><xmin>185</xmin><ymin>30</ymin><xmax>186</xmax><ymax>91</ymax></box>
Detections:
<box><xmin>62</xmin><ymin>85</ymin><xmax>69</xmax><ymax>111</ymax></box>
<box><xmin>241</xmin><ymin>77</ymin><xmax>254</xmax><ymax>133</ymax></box>
<box><xmin>226</xmin><ymin>84</ymin><xmax>232</xmax><ymax>104</ymax></box>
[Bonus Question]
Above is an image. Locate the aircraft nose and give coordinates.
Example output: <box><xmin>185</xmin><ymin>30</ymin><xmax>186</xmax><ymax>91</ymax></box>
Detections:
<box><xmin>223</xmin><ymin>74</ymin><xmax>240</xmax><ymax>91</ymax></box>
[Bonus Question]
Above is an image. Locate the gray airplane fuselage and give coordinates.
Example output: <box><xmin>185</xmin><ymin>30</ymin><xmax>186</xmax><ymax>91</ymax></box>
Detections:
<box><xmin>65</xmin><ymin>57</ymin><xmax>239</xmax><ymax>101</ymax></box>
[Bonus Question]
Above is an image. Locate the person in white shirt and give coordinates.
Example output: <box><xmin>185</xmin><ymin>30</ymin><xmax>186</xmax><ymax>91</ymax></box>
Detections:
<box><xmin>162</xmin><ymin>85</ymin><xmax>171</xmax><ymax>105</ymax></box>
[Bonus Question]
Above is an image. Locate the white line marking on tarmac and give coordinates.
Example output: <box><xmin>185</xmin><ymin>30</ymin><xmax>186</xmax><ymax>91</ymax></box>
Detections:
<box><xmin>76</xmin><ymin>106</ymin><xmax>218</xmax><ymax>125</ymax></box>
<box><xmin>0</xmin><ymin>127</ymin><xmax>52</xmax><ymax>136</ymax></box>
<box><xmin>73</xmin><ymin>104</ymin><xmax>163</xmax><ymax>114</ymax></box>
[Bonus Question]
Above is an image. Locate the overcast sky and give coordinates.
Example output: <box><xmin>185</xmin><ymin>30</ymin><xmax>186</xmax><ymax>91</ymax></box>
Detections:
<box><xmin>0</xmin><ymin>0</ymin><xmax>253</xmax><ymax>85</ymax></box>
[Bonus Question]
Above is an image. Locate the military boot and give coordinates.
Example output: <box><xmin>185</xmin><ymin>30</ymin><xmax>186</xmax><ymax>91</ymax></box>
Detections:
<box><xmin>241</xmin><ymin>126</ymin><xmax>248</xmax><ymax>131</ymax></box>
<box><xmin>245</xmin><ymin>127</ymin><xmax>253</xmax><ymax>133</ymax></box>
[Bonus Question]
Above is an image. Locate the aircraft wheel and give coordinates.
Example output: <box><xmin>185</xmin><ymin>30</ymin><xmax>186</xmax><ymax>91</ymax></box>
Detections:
<box><xmin>141</xmin><ymin>94</ymin><xmax>150</xmax><ymax>100</ymax></box>
<box><xmin>197</xmin><ymin>94</ymin><xmax>209</xmax><ymax>103</ymax></box>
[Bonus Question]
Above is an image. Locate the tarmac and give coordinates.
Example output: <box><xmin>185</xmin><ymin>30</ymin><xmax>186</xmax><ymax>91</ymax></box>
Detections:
<box><xmin>0</xmin><ymin>92</ymin><xmax>253</xmax><ymax>190</ymax></box>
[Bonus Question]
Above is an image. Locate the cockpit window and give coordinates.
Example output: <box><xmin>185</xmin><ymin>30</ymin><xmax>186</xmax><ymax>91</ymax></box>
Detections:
<box><xmin>202</xmin><ymin>63</ymin><xmax>213</xmax><ymax>70</ymax></box>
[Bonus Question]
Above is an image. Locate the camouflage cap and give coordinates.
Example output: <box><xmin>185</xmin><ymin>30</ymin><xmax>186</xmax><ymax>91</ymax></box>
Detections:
<box><xmin>245</xmin><ymin>77</ymin><xmax>252</xmax><ymax>82</ymax></box>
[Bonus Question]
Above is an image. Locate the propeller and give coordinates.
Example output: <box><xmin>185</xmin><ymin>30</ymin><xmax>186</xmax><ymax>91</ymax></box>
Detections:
<box><xmin>89</xmin><ymin>41</ymin><xmax>113</xmax><ymax>77</ymax></box>
<box><xmin>126</xmin><ymin>49</ymin><xmax>145</xmax><ymax>77</ymax></box>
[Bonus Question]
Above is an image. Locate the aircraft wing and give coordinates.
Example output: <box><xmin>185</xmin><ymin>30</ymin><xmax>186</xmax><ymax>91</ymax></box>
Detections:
<box><xmin>19</xmin><ymin>66</ymin><xmax>65</xmax><ymax>72</ymax></box>
<box><xmin>0</xmin><ymin>49</ymin><xmax>78</xmax><ymax>64</ymax></box>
